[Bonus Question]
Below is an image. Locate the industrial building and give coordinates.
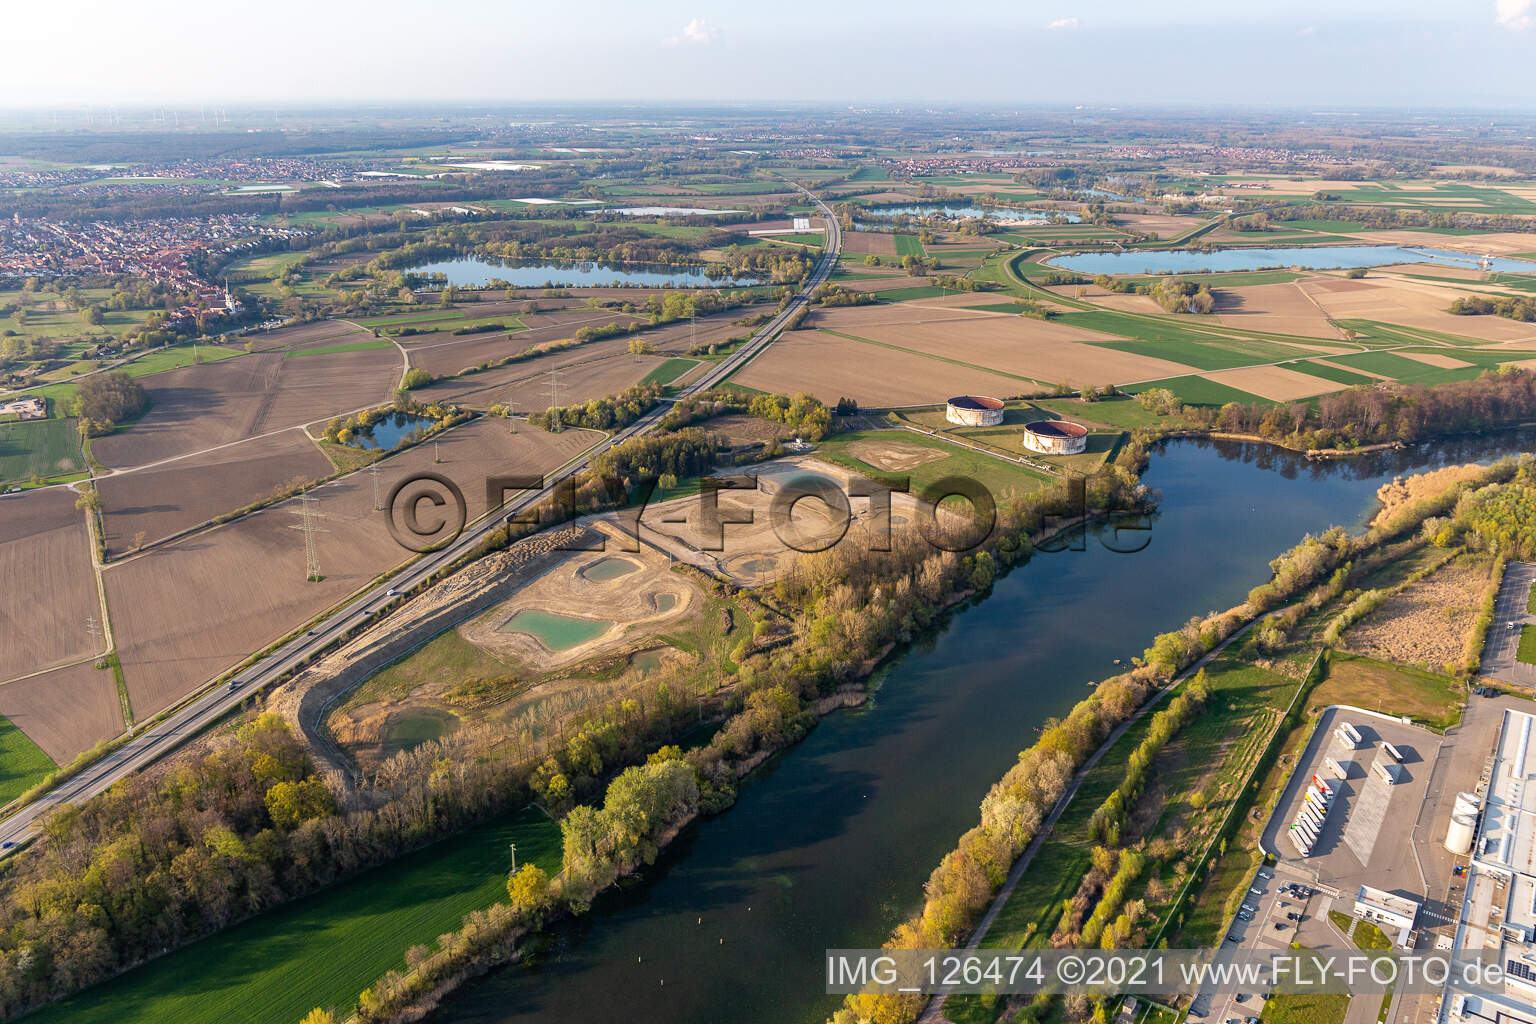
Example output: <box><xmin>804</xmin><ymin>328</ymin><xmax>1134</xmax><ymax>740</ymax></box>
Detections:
<box><xmin>1354</xmin><ymin>885</ymin><xmax>1420</xmax><ymax>946</ymax></box>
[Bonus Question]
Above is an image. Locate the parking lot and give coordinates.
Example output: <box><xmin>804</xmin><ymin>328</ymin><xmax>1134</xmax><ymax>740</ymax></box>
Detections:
<box><xmin>1262</xmin><ymin>707</ymin><xmax>1440</xmax><ymax>896</ymax></box>
<box><xmin>1478</xmin><ymin>561</ymin><xmax>1536</xmax><ymax>688</ymax></box>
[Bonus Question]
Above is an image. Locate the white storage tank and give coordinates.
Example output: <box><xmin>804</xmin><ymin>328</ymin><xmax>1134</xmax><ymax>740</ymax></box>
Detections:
<box><xmin>1445</xmin><ymin>812</ymin><xmax>1476</xmax><ymax>856</ymax></box>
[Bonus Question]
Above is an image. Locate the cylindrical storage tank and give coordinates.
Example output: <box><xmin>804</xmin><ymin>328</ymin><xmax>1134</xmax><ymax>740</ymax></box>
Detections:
<box><xmin>1455</xmin><ymin>792</ymin><xmax>1480</xmax><ymax>817</ymax></box>
<box><xmin>1022</xmin><ymin>419</ymin><xmax>1089</xmax><ymax>455</ymax></box>
<box><xmin>945</xmin><ymin>395</ymin><xmax>1005</xmax><ymax>426</ymax></box>
<box><xmin>1444</xmin><ymin>812</ymin><xmax>1476</xmax><ymax>856</ymax></box>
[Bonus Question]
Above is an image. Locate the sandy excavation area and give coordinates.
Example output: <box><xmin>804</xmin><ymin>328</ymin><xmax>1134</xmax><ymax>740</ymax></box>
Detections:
<box><xmin>0</xmin><ymin>487</ymin><xmax>100</xmax><ymax>681</ymax></box>
<box><xmin>461</xmin><ymin>531</ymin><xmax>698</xmax><ymax>671</ymax></box>
<box><xmin>1214</xmin><ymin>282</ymin><xmax>1344</xmax><ymax>339</ymax></box>
<box><xmin>101</xmin><ymin>417</ymin><xmax>601</xmax><ymax>718</ymax></box>
<box><xmin>0</xmin><ymin>660</ymin><xmax>123</xmax><ymax>763</ymax></box>
<box><xmin>1197</xmin><ymin>365</ymin><xmax>1349</xmax><ymax>402</ymax></box>
<box><xmin>99</xmin><ymin>428</ymin><xmax>334</xmax><ymax>554</ymax></box>
<box><xmin>1301</xmin><ymin>277</ymin><xmax>1536</xmax><ymax>342</ymax></box>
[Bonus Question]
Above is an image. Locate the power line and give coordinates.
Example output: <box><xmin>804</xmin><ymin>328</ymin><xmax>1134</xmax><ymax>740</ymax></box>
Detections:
<box><xmin>288</xmin><ymin>495</ymin><xmax>329</xmax><ymax>581</ymax></box>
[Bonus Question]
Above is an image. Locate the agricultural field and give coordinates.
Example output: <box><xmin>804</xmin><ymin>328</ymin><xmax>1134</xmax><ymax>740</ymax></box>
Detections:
<box><xmin>90</xmin><ymin>337</ymin><xmax>400</xmax><ymax>468</ymax></box>
<box><xmin>1213</xmin><ymin>281</ymin><xmax>1343</xmax><ymax>339</ymax></box>
<box><xmin>30</xmin><ymin>808</ymin><xmax>560</xmax><ymax>1024</ymax></box>
<box><xmin>1300</xmin><ymin>276</ymin><xmax>1536</xmax><ymax>343</ymax></box>
<box><xmin>0</xmin><ymin>714</ymin><xmax>54</xmax><ymax>804</ymax></box>
<box><xmin>0</xmin><ymin>487</ymin><xmax>100</xmax><ymax>682</ymax></box>
<box><xmin>102</xmin><ymin>417</ymin><xmax>601</xmax><ymax>718</ymax></box>
<box><xmin>98</xmin><ymin>428</ymin><xmax>334</xmax><ymax>554</ymax></box>
<box><xmin>0</xmin><ymin>659</ymin><xmax>123</xmax><ymax>764</ymax></box>
<box><xmin>731</xmin><ymin>328</ymin><xmax>1031</xmax><ymax>407</ymax></box>
<box><xmin>0</xmin><ymin>415</ymin><xmax>83</xmax><ymax>484</ymax></box>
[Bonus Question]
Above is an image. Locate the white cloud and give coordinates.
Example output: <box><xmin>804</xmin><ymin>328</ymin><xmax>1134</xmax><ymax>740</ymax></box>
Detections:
<box><xmin>1046</xmin><ymin>17</ymin><xmax>1079</xmax><ymax>30</ymax></box>
<box><xmin>665</xmin><ymin>18</ymin><xmax>716</xmax><ymax>47</ymax></box>
<box><xmin>1496</xmin><ymin>0</ymin><xmax>1533</xmax><ymax>29</ymax></box>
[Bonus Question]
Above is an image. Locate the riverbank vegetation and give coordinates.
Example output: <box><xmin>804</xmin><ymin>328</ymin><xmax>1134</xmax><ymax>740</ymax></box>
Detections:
<box><xmin>832</xmin><ymin>455</ymin><xmax>1530</xmax><ymax>1024</ymax></box>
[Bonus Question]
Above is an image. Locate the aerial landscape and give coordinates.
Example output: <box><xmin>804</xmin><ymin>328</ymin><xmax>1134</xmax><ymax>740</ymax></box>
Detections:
<box><xmin>5</xmin><ymin>3</ymin><xmax>1536</xmax><ymax>1024</ymax></box>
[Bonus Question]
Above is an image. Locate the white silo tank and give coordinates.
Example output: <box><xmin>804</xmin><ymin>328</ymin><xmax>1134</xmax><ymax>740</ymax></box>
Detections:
<box><xmin>1445</xmin><ymin>812</ymin><xmax>1476</xmax><ymax>856</ymax></box>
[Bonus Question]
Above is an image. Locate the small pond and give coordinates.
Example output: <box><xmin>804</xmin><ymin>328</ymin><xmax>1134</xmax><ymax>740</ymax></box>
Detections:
<box><xmin>500</xmin><ymin>609</ymin><xmax>611</xmax><ymax>651</ymax></box>
<box><xmin>347</xmin><ymin>412</ymin><xmax>436</xmax><ymax>450</ymax></box>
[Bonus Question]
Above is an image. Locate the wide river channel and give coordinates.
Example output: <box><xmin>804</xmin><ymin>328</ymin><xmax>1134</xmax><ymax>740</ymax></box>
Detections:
<box><xmin>434</xmin><ymin>430</ymin><xmax>1536</xmax><ymax>1024</ymax></box>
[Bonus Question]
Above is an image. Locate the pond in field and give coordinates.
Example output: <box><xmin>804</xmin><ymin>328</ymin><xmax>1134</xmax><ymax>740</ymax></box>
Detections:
<box><xmin>403</xmin><ymin>256</ymin><xmax>763</xmax><ymax>289</ymax></box>
<box><xmin>499</xmin><ymin>609</ymin><xmax>610</xmax><ymax>651</ymax></box>
<box><xmin>1046</xmin><ymin>244</ymin><xmax>1536</xmax><ymax>276</ymax></box>
<box><xmin>654</xmin><ymin>593</ymin><xmax>678</xmax><ymax>612</ymax></box>
<box><xmin>630</xmin><ymin>648</ymin><xmax>671</xmax><ymax>676</ymax></box>
<box><xmin>382</xmin><ymin>708</ymin><xmax>459</xmax><ymax>755</ymax></box>
<box><xmin>581</xmin><ymin>556</ymin><xmax>640</xmax><ymax>582</ymax></box>
<box><xmin>431</xmin><ymin>426</ymin><xmax>1536</xmax><ymax>1024</ymax></box>
<box><xmin>857</xmin><ymin>202</ymin><xmax>1081</xmax><ymax>224</ymax></box>
<box><xmin>346</xmin><ymin>412</ymin><xmax>436</xmax><ymax>450</ymax></box>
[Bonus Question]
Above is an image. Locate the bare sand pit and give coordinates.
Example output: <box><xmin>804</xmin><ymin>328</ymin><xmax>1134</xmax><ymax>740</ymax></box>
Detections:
<box><xmin>0</xmin><ymin>488</ymin><xmax>99</xmax><ymax>681</ymax></box>
<box><xmin>841</xmin><ymin>232</ymin><xmax>898</xmax><ymax>256</ymax></box>
<box><xmin>805</xmin><ymin>305</ymin><xmax>1201</xmax><ymax>387</ymax></box>
<box><xmin>0</xmin><ymin>660</ymin><xmax>122</xmax><ymax>763</ymax></box>
<box><xmin>1197</xmin><ymin>365</ymin><xmax>1349</xmax><ymax>402</ymax></box>
<box><xmin>103</xmin><ymin>417</ymin><xmax>601</xmax><ymax>717</ymax></box>
<box><xmin>846</xmin><ymin>438</ymin><xmax>948</xmax><ymax>471</ymax></box>
<box><xmin>99</xmin><ymin>428</ymin><xmax>333</xmax><ymax>554</ymax></box>
<box><xmin>1299</xmin><ymin>278</ymin><xmax>1536</xmax><ymax>342</ymax></box>
<box><xmin>732</xmin><ymin>330</ymin><xmax>1029</xmax><ymax>406</ymax></box>
<box><xmin>461</xmin><ymin>533</ymin><xmax>697</xmax><ymax>671</ymax></box>
<box><xmin>92</xmin><ymin>344</ymin><xmax>401</xmax><ymax>468</ymax></box>
<box><xmin>1214</xmin><ymin>282</ymin><xmax>1343</xmax><ymax>339</ymax></box>
<box><xmin>1394</xmin><ymin>351</ymin><xmax>1474</xmax><ymax>369</ymax></box>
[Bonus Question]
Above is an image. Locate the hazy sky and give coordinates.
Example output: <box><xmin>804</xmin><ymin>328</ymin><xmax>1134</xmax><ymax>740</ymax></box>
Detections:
<box><xmin>4</xmin><ymin>0</ymin><xmax>1533</xmax><ymax>108</ymax></box>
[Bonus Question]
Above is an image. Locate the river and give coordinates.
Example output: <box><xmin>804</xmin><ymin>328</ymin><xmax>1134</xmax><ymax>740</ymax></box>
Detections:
<box><xmin>432</xmin><ymin>430</ymin><xmax>1536</xmax><ymax>1024</ymax></box>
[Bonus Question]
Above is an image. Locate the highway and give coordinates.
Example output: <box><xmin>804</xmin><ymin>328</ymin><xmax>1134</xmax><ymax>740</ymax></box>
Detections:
<box><xmin>0</xmin><ymin>180</ymin><xmax>841</xmax><ymax>853</ymax></box>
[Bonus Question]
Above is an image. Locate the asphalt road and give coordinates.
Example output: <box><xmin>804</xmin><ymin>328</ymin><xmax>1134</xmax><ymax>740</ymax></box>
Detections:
<box><xmin>1478</xmin><ymin>560</ymin><xmax>1536</xmax><ymax>687</ymax></box>
<box><xmin>0</xmin><ymin>180</ymin><xmax>842</xmax><ymax>854</ymax></box>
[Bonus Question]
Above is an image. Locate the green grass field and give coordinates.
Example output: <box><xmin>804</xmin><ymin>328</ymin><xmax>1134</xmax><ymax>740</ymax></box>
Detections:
<box><xmin>874</xmin><ymin>285</ymin><xmax>953</xmax><ymax>302</ymax></box>
<box><xmin>640</xmin><ymin>358</ymin><xmax>699</xmax><ymax>385</ymax></box>
<box><xmin>0</xmin><ymin>715</ymin><xmax>55</xmax><ymax>804</ymax></box>
<box><xmin>33</xmin><ymin>807</ymin><xmax>561</xmax><ymax>1024</ymax></box>
<box><xmin>893</xmin><ymin>233</ymin><xmax>924</xmax><ymax>257</ymax></box>
<box><xmin>26</xmin><ymin>345</ymin><xmax>244</xmax><ymax>415</ymax></box>
<box><xmin>1123</xmin><ymin>375</ymin><xmax>1273</xmax><ymax>407</ymax></box>
<box><xmin>1292</xmin><ymin>360</ymin><xmax>1379</xmax><ymax>387</ymax></box>
<box><xmin>286</xmin><ymin>340</ymin><xmax>395</xmax><ymax>358</ymax></box>
<box><xmin>1259</xmin><ymin>991</ymin><xmax>1350</xmax><ymax>1024</ymax></box>
<box><xmin>814</xmin><ymin>428</ymin><xmax>1055</xmax><ymax>502</ymax></box>
<box><xmin>0</xmin><ymin>416</ymin><xmax>84</xmax><ymax>483</ymax></box>
<box><xmin>1518</xmin><ymin>625</ymin><xmax>1536</xmax><ymax>666</ymax></box>
<box><xmin>1527</xmin><ymin>581</ymin><xmax>1536</xmax><ymax>615</ymax></box>
<box><xmin>1311</xmin><ymin>654</ymin><xmax>1463</xmax><ymax>729</ymax></box>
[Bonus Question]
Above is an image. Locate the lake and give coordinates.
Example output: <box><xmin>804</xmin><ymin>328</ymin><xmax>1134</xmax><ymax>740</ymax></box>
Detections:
<box><xmin>404</xmin><ymin>256</ymin><xmax>763</xmax><ymax>289</ymax></box>
<box><xmin>429</xmin><ymin>428</ymin><xmax>1536</xmax><ymax>1024</ymax></box>
<box><xmin>1046</xmin><ymin>244</ymin><xmax>1536</xmax><ymax>276</ymax></box>
<box><xmin>858</xmin><ymin>203</ymin><xmax>1082</xmax><ymax>224</ymax></box>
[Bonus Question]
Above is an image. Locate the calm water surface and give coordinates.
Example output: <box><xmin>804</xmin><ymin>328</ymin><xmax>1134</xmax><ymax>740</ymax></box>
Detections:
<box><xmin>405</xmin><ymin>256</ymin><xmax>762</xmax><ymax>289</ymax></box>
<box><xmin>434</xmin><ymin>431</ymin><xmax>1536</xmax><ymax>1024</ymax></box>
